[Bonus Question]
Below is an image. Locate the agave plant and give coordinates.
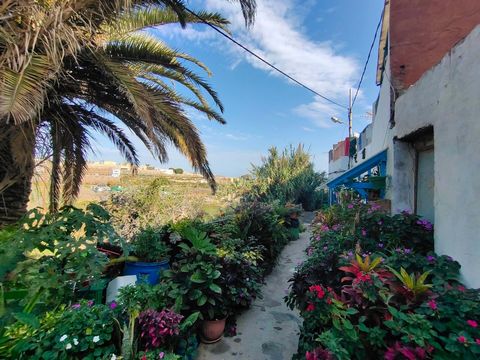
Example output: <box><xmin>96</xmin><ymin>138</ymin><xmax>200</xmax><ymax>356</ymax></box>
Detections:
<box><xmin>0</xmin><ymin>0</ymin><xmax>256</xmax><ymax>223</ymax></box>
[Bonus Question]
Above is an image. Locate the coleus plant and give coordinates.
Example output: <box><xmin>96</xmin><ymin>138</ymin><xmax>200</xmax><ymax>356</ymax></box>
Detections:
<box><xmin>138</xmin><ymin>309</ymin><xmax>183</xmax><ymax>350</ymax></box>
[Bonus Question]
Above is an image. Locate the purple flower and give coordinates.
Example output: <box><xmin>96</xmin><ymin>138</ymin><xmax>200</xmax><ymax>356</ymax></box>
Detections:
<box><xmin>347</xmin><ymin>204</ymin><xmax>354</xmax><ymax>209</ymax></box>
<box><xmin>417</xmin><ymin>219</ymin><xmax>433</xmax><ymax>231</ymax></box>
<box><xmin>404</xmin><ymin>248</ymin><xmax>412</xmax><ymax>254</ymax></box>
<box><xmin>347</xmin><ymin>251</ymin><xmax>353</xmax><ymax>257</ymax></box>
<box><xmin>361</xmin><ymin>229</ymin><xmax>367</xmax><ymax>237</ymax></box>
<box><xmin>323</xmin><ymin>246</ymin><xmax>328</xmax><ymax>251</ymax></box>
<box><xmin>426</xmin><ymin>255</ymin><xmax>436</xmax><ymax>262</ymax></box>
<box><xmin>332</xmin><ymin>224</ymin><xmax>341</xmax><ymax>231</ymax></box>
<box><xmin>109</xmin><ymin>301</ymin><xmax>118</xmax><ymax>310</ymax></box>
<box><xmin>378</xmin><ymin>243</ymin><xmax>384</xmax><ymax>248</ymax></box>
<box><xmin>71</xmin><ymin>304</ymin><xmax>81</xmax><ymax>309</ymax></box>
<box><xmin>87</xmin><ymin>300</ymin><xmax>94</xmax><ymax>307</ymax></box>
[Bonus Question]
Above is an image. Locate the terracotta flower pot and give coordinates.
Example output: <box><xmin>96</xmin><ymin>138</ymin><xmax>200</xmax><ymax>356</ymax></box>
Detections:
<box><xmin>201</xmin><ymin>318</ymin><xmax>226</xmax><ymax>343</ymax></box>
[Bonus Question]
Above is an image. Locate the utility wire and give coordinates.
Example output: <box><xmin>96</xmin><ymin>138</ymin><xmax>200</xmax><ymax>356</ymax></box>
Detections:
<box><xmin>351</xmin><ymin>8</ymin><xmax>385</xmax><ymax>109</ymax></box>
<box><xmin>183</xmin><ymin>6</ymin><xmax>349</xmax><ymax>110</ymax></box>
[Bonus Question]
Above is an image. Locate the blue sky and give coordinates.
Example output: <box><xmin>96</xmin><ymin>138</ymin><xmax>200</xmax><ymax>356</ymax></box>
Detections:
<box><xmin>90</xmin><ymin>0</ymin><xmax>384</xmax><ymax>176</ymax></box>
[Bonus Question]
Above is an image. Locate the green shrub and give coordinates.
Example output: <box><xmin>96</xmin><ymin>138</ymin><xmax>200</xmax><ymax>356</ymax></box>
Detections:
<box><xmin>287</xmin><ymin>202</ymin><xmax>480</xmax><ymax>360</ymax></box>
<box><xmin>4</xmin><ymin>302</ymin><xmax>117</xmax><ymax>360</ymax></box>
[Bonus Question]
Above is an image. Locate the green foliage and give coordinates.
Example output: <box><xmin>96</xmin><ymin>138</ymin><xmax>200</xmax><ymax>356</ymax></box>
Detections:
<box><xmin>129</xmin><ymin>227</ymin><xmax>170</xmax><ymax>262</ymax></box>
<box><xmin>3</xmin><ymin>302</ymin><xmax>117</xmax><ymax>360</ymax></box>
<box><xmin>1</xmin><ymin>205</ymin><xmax>115</xmax><ymax>309</ymax></box>
<box><xmin>216</xmin><ymin>239</ymin><xmax>264</xmax><ymax>310</ymax></box>
<box><xmin>162</xmin><ymin>236</ymin><xmax>224</xmax><ymax>320</ymax></box>
<box><xmin>246</xmin><ymin>145</ymin><xmax>327</xmax><ymax>210</ymax></box>
<box><xmin>117</xmin><ymin>283</ymin><xmax>171</xmax><ymax>314</ymax></box>
<box><xmin>287</xmin><ymin>203</ymin><xmax>480</xmax><ymax>360</ymax></box>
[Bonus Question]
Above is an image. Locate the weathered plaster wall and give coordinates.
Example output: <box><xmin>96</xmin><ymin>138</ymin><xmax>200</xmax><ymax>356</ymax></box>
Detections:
<box><xmin>394</xmin><ymin>26</ymin><xmax>480</xmax><ymax>288</ymax></box>
<box><xmin>369</xmin><ymin>55</ymin><xmax>395</xmax><ymax>199</ymax></box>
<box><xmin>391</xmin><ymin>139</ymin><xmax>416</xmax><ymax>212</ymax></box>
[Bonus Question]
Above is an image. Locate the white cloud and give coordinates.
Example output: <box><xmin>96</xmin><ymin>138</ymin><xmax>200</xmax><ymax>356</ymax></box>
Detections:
<box><xmin>200</xmin><ymin>0</ymin><xmax>358</xmax><ymax>128</ymax></box>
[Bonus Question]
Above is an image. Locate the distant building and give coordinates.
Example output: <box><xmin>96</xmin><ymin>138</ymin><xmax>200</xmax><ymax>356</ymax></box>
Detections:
<box><xmin>326</xmin><ymin>0</ymin><xmax>480</xmax><ymax>287</ymax></box>
<box><xmin>159</xmin><ymin>168</ymin><xmax>175</xmax><ymax>175</ymax></box>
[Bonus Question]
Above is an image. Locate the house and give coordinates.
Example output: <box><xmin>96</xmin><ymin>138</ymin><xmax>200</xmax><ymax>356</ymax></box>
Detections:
<box><xmin>327</xmin><ymin>0</ymin><xmax>480</xmax><ymax>287</ymax></box>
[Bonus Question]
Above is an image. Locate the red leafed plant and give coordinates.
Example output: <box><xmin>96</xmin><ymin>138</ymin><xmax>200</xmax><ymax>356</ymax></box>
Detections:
<box><xmin>339</xmin><ymin>254</ymin><xmax>391</xmax><ymax>285</ymax></box>
<box><xmin>384</xmin><ymin>341</ymin><xmax>431</xmax><ymax>360</ymax></box>
<box><xmin>138</xmin><ymin>309</ymin><xmax>183</xmax><ymax>349</ymax></box>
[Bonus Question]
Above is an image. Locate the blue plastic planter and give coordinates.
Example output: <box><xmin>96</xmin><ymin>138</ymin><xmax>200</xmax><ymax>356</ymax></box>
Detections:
<box><xmin>123</xmin><ymin>260</ymin><xmax>169</xmax><ymax>285</ymax></box>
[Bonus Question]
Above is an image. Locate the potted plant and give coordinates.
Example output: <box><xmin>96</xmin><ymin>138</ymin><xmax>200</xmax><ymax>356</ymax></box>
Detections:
<box><xmin>123</xmin><ymin>227</ymin><xmax>171</xmax><ymax>285</ymax></box>
<box><xmin>161</xmin><ymin>227</ymin><xmax>227</xmax><ymax>343</ymax></box>
<box><xmin>200</xmin><ymin>302</ymin><xmax>228</xmax><ymax>344</ymax></box>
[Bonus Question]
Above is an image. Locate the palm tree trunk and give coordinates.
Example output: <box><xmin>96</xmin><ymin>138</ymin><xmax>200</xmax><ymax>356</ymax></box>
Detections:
<box><xmin>0</xmin><ymin>123</ymin><xmax>36</xmax><ymax>226</ymax></box>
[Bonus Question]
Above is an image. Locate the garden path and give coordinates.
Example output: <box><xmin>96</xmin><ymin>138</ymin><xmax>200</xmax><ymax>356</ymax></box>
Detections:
<box><xmin>196</xmin><ymin>212</ymin><xmax>314</xmax><ymax>360</ymax></box>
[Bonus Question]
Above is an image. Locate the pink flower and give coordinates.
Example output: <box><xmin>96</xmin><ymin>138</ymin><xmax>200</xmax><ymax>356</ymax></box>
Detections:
<box><xmin>458</xmin><ymin>285</ymin><xmax>466</xmax><ymax>292</ymax></box>
<box><xmin>306</xmin><ymin>303</ymin><xmax>315</xmax><ymax>312</ymax></box>
<box><xmin>109</xmin><ymin>301</ymin><xmax>117</xmax><ymax>310</ymax></box>
<box><xmin>355</xmin><ymin>273</ymin><xmax>372</xmax><ymax>283</ymax></box>
<box><xmin>159</xmin><ymin>352</ymin><xmax>165</xmax><ymax>359</ymax></box>
<box><xmin>361</xmin><ymin>229</ymin><xmax>367</xmax><ymax>237</ymax></box>
<box><xmin>458</xmin><ymin>336</ymin><xmax>467</xmax><ymax>343</ymax></box>
<box><xmin>475</xmin><ymin>339</ymin><xmax>480</xmax><ymax>345</ymax></box>
<box><xmin>467</xmin><ymin>320</ymin><xmax>478</xmax><ymax>328</ymax></box>
<box><xmin>87</xmin><ymin>300</ymin><xmax>94</xmax><ymax>307</ymax></box>
<box><xmin>309</xmin><ymin>285</ymin><xmax>325</xmax><ymax>299</ymax></box>
<box><xmin>347</xmin><ymin>204</ymin><xmax>354</xmax><ymax>209</ymax></box>
<box><xmin>427</xmin><ymin>299</ymin><xmax>437</xmax><ymax>310</ymax></box>
<box><xmin>71</xmin><ymin>304</ymin><xmax>81</xmax><ymax>309</ymax></box>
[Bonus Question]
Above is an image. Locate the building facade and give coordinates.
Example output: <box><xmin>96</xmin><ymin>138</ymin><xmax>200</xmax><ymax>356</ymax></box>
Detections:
<box><xmin>327</xmin><ymin>0</ymin><xmax>480</xmax><ymax>287</ymax></box>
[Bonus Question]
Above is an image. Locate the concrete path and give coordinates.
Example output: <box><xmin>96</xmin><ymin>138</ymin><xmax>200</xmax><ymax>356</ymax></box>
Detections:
<box><xmin>197</xmin><ymin>213</ymin><xmax>314</xmax><ymax>360</ymax></box>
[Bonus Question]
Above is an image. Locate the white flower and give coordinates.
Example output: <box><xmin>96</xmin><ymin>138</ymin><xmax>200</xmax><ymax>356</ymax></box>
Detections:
<box><xmin>111</xmin><ymin>355</ymin><xmax>117</xmax><ymax>360</ymax></box>
<box><xmin>59</xmin><ymin>335</ymin><xmax>68</xmax><ymax>342</ymax></box>
<box><xmin>92</xmin><ymin>335</ymin><xmax>100</xmax><ymax>343</ymax></box>
<box><xmin>73</xmin><ymin>338</ymin><xmax>79</xmax><ymax>346</ymax></box>
<box><xmin>66</xmin><ymin>343</ymin><xmax>72</xmax><ymax>350</ymax></box>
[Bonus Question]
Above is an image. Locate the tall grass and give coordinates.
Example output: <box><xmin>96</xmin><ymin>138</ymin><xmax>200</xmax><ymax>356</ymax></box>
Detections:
<box><xmin>247</xmin><ymin>145</ymin><xmax>327</xmax><ymax>210</ymax></box>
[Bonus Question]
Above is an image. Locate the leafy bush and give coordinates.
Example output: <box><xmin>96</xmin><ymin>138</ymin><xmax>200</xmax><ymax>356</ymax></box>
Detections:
<box><xmin>216</xmin><ymin>239</ymin><xmax>264</xmax><ymax>311</ymax></box>
<box><xmin>246</xmin><ymin>145</ymin><xmax>326</xmax><ymax>210</ymax></box>
<box><xmin>287</xmin><ymin>203</ymin><xmax>480</xmax><ymax>360</ymax></box>
<box><xmin>4</xmin><ymin>301</ymin><xmax>117</xmax><ymax>360</ymax></box>
<box><xmin>129</xmin><ymin>227</ymin><xmax>170</xmax><ymax>262</ymax></box>
<box><xmin>233</xmin><ymin>200</ymin><xmax>290</xmax><ymax>273</ymax></box>
<box><xmin>0</xmin><ymin>205</ymin><xmax>115</xmax><ymax>308</ymax></box>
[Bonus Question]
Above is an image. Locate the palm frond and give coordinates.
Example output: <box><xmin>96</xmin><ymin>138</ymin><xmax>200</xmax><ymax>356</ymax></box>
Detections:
<box><xmin>104</xmin><ymin>32</ymin><xmax>212</xmax><ymax>75</ymax></box>
<box><xmin>103</xmin><ymin>7</ymin><xmax>230</xmax><ymax>37</ymax></box>
<box><xmin>0</xmin><ymin>55</ymin><xmax>52</xmax><ymax>125</ymax></box>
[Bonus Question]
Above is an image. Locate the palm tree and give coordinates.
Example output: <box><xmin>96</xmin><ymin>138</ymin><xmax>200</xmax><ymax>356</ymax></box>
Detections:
<box><xmin>0</xmin><ymin>0</ymin><xmax>256</xmax><ymax>223</ymax></box>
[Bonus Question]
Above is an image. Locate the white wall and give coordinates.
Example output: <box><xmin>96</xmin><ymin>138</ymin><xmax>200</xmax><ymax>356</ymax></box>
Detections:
<box><xmin>368</xmin><ymin>55</ymin><xmax>396</xmax><ymax>199</ymax></box>
<box><xmin>328</xmin><ymin>156</ymin><xmax>349</xmax><ymax>181</ymax></box>
<box><xmin>394</xmin><ymin>25</ymin><xmax>480</xmax><ymax>288</ymax></box>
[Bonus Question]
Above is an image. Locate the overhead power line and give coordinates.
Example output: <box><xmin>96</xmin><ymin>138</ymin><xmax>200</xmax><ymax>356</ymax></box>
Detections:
<box><xmin>351</xmin><ymin>8</ymin><xmax>384</xmax><ymax>109</ymax></box>
<box><xmin>182</xmin><ymin>6</ymin><xmax>349</xmax><ymax>110</ymax></box>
